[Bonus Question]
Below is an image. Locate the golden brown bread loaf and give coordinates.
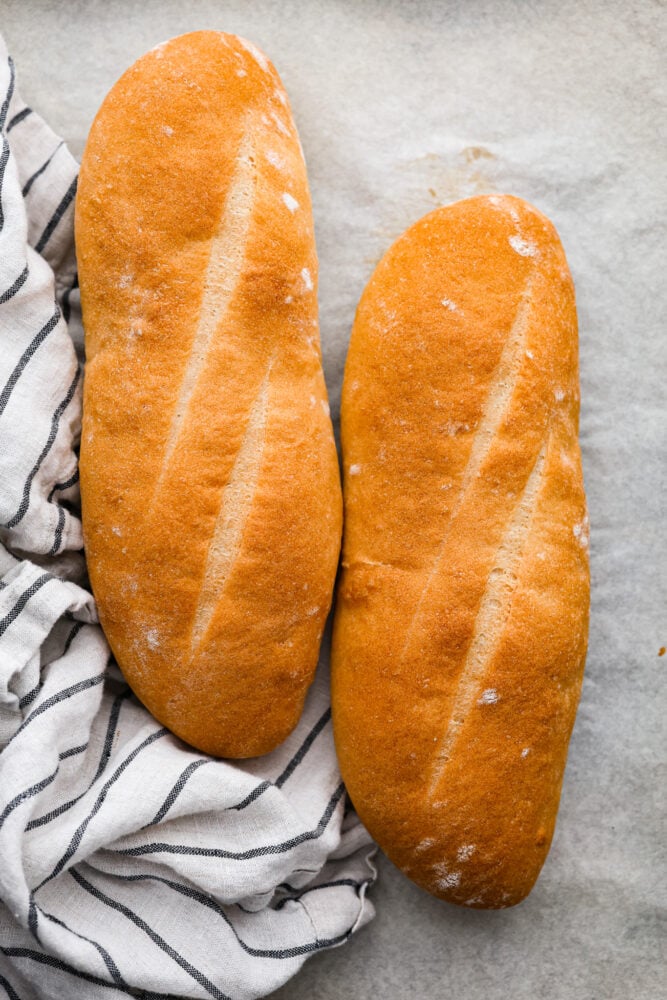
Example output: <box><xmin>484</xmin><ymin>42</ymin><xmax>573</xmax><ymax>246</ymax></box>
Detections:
<box><xmin>77</xmin><ymin>32</ymin><xmax>342</xmax><ymax>758</ymax></box>
<box><xmin>331</xmin><ymin>194</ymin><xmax>590</xmax><ymax>907</ymax></box>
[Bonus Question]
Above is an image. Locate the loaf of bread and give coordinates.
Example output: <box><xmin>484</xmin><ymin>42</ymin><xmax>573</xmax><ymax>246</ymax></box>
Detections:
<box><xmin>331</xmin><ymin>194</ymin><xmax>590</xmax><ymax>907</ymax></box>
<box><xmin>77</xmin><ymin>32</ymin><xmax>342</xmax><ymax>758</ymax></box>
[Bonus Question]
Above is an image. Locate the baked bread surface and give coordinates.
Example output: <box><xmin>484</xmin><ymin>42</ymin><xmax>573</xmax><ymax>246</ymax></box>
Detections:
<box><xmin>331</xmin><ymin>195</ymin><xmax>590</xmax><ymax>907</ymax></box>
<box><xmin>77</xmin><ymin>32</ymin><xmax>342</xmax><ymax>757</ymax></box>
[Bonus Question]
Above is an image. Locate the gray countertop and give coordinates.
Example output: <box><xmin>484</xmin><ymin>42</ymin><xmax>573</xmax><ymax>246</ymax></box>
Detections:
<box><xmin>2</xmin><ymin>2</ymin><xmax>665</xmax><ymax>998</ymax></box>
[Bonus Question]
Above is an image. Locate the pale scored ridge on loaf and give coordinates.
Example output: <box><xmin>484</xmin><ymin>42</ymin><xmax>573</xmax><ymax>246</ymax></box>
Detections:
<box><xmin>428</xmin><ymin>438</ymin><xmax>548</xmax><ymax>796</ymax></box>
<box><xmin>190</xmin><ymin>358</ymin><xmax>274</xmax><ymax>652</ymax></box>
<box><xmin>399</xmin><ymin>279</ymin><xmax>534</xmax><ymax>662</ymax></box>
<box><xmin>156</xmin><ymin>123</ymin><xmax>257</xmax><ymax>491</ymax></box>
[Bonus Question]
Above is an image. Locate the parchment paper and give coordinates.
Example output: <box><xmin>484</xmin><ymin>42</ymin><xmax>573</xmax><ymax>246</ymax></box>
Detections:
<box><xmin>2</xmin><ymin>2</ymin><xmax>665</xmax><ymax>998</ymax></box>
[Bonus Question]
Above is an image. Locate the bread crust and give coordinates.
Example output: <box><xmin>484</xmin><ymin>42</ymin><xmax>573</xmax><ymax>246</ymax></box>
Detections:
<box><xmin>331</xmin><ymin>195</ymin><xmax>590</xmax><ymax>907</ymax></box>
<box><xmin>77</xmin><ymin>32</ymin><xmax>342</xmax><ymax>758</ymax></box>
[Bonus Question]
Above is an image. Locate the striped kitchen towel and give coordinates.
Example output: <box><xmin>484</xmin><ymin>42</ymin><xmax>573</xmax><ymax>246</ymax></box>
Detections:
<box><xmin>0</xmin><ymin>38</ymin><xmax>375</xmax><ymax>1000</ymax></box>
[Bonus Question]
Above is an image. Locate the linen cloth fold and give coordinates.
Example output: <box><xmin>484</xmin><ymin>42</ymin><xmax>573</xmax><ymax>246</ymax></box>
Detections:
<box><xmin>0</xmin><ymin>38</ymin><xmax>375</xmax><ymax>1000</ymax></box>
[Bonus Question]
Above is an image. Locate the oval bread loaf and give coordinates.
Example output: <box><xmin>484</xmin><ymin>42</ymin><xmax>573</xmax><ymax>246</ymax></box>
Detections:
<box><xmin>331</xmin><ymin>195</ymin><xmax>590</xmax><ymax>907</ymax></box>
<box><xmin>77</xmin><ymin>32</ymin><xmax>342</xmax><ymax>758</ymax></box>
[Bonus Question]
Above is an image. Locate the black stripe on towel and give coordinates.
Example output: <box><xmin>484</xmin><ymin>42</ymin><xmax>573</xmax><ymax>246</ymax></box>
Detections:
<box><xmin>34</xmin><ymin>175</ymin><xmax>77</xmax><ymax>254</ymax></box>
<box><xmin>47</xmin><ymin>467</ymin><xmax>80</xmax><ymax>554</ymax></box>
<box><xmin>9</xmin><ymin>671</ymin><xmax>106</xmax><ymax>746</ymax></box>
<box><xmin>0</xmin><ymin>573</ymin><xmax>52</xmax><ymax>638</ymax></box>
<box><xmin>27</xmin><ymin>899</ymin><xmax>38</xmax><ymax>941</ymax></box>
<box><xmin>20</xmin><ymin>682</ymin><xmax>52</xmax><ymax>714</ymax></box>
<box><xmin>47</xmin><ymin>467</ymin><xmax>80</xmax><ymax>502</ymax></box>
<box><xmin>0</xmin><ymin>743</ymin><xmax>88</xmax><ymax>832</ymax></box>
<box><xmin>6</xmin><ymin>106</ymin><xmax>32</xmax><ymax>131</ymax></box>
<box><xmin>58</xmin><ymin>742</ymin><xmax>89</xmax><ymax>761</ymax></box>
<box><xmin>49</xmin><ymin>504</ymin><xmax>66</xmax><ymax>555</ymax></box>
<box><xmin>36</xmin><ymin>905</ymin><xmax>128</xmax><ymax>988</ymax></box>
<box><xmin>0</xmin><ymin>306</ymin><xmax>61</xmax><ymax>419</ymax></box>
<box><xmin>0</xmin><ymin>972</ymin><xmax>22</xmax><ymax>1000</ymax></box>
<box><xmin>114</xmin><ymin>782</ymin><xmax>345</xmax><ymax>861</ymax></box>
<box><xmin>0</xmin><ymin>136</ymin><xmax>11</xmax><ymax>232</ymax></box>
<box><xmin>0</xmin><ymin>264</ymin><xmax>28</xmax><ymax>304</ymax></box>
<box><xmin>63</xmin><ymin>619</ymin><xmax>85</xmax><ymax>655</ymax></box>
<box><xmin>148</xmin><ymin>758</ymin><xmax>210</xmax><ymax>826</ymax></box>
<box><xmin>3</xmin><ymin>366</ymin><xmax>80</xmax><ymax>529</ymax></box>
<box><xmin>0</xmin><ymin>766</ymin><xmax>56</xmax><ymax>837</ymax></box>
<box><xmin>0</xmin><ymin>56</ymin><xmax>16</xmax><ymax>131</ymax></box>
<box><xmin>70</xmin><ymin>869</ymin><xmax>233</xmax><ymax>1000</ymax></box>
<box><xmin>274</xmin><ymin>708</ymin><xmax>332</xmax><ymax>789</ymax></box>
<box><xmin>22</xmin><ymin>141</ymin><xmax>64</xmax><ymax>197</ymax></box>
<box><xmin>231</xmin><ymin>707</ymin><xmax>332</xmax><ymax>811</ymax></box>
